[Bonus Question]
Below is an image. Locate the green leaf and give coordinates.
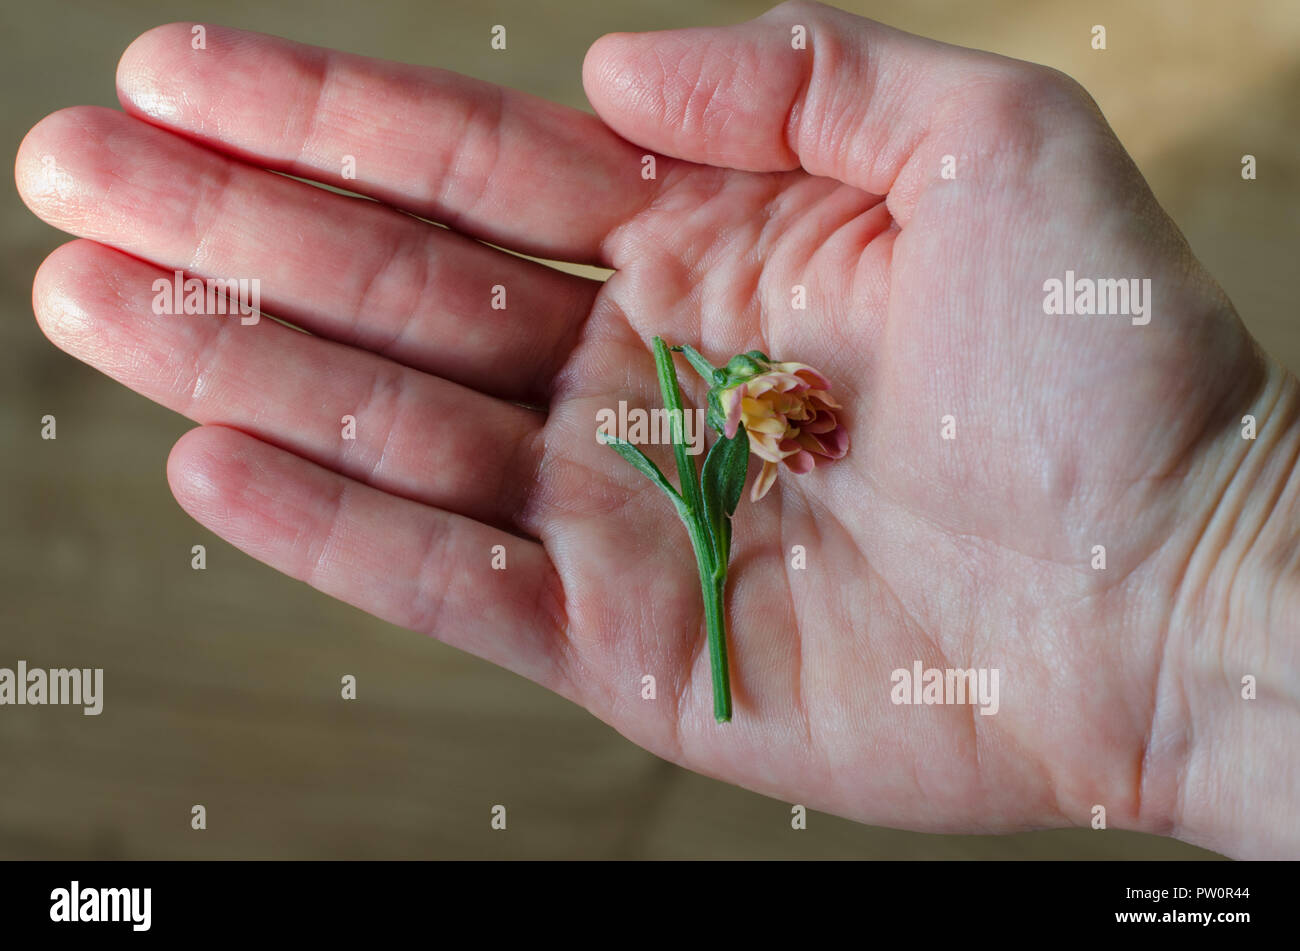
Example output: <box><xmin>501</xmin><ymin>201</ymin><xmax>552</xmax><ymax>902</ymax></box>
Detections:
<box><xmin>700</xmin><ymin>428</ymin><xmax>750</xmax><ymax>568</ymax></box>
<box><xmin>672</xmin><ymin>344</ymin><xmax>722</xmax><ymax>386</ymax></box>
<box><xmin>714</xmin><ymin>427</ymin><xmax>750</xmax><ymax>518</ymax></box>
<box><xmin>652</xmin><ymin>337</ymin><xmax>707</xmax><ymax>522</ymax></box>
<box><xmin>705</xmin><ymin>388</ymin><xmax>727</xmax><ymax>434</ymax></box>
<box><xmin>602</xmin><ymin>436</ymin><xmax>690</xmax><ymax>521</ymax></box>
<box><xmin>722</xmin><ymin>352</ymin><xmax>768</xmax><ymax>384</ymax></box>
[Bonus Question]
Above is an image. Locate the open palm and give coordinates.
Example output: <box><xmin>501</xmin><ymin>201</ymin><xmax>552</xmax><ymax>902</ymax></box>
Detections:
<box><xmin>18</xmin><ymin>4</ymin><xmax>1264</xmax><ymax>843</ymax></box>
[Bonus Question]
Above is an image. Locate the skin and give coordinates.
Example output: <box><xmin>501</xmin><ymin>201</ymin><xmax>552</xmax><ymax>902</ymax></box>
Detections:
<box><xmin>15</xmin><ymin>1</ymin><xmax>1299</xmax><ymax>858</ymax></box>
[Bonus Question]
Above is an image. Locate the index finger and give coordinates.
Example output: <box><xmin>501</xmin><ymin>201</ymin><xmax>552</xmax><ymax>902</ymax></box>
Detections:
<box><xmin>116</xmin><ymin>23</ymin><xmax>672</xmax><ymax>266</ymax></box>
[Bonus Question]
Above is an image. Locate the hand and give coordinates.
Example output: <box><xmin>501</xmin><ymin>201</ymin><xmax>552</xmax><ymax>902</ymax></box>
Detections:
<box><xmin>17</xmin><ymin>1</ymin><xmax>1299</xmax><ymax>857</ymax></box>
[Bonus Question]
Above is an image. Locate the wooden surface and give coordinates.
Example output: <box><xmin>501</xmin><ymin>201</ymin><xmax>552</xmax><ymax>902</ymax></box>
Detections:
<box><xmin>5</xmin><ymin>0</ymin><xmax>1297</xmax><ymax>859</ymax></box>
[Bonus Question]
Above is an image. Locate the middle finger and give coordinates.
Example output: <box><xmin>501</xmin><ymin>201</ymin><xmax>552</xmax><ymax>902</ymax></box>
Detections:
<box><xmin>16</xmin><ymin>106</ymin><xmax>600</xmax><ymax>403</ymax></box>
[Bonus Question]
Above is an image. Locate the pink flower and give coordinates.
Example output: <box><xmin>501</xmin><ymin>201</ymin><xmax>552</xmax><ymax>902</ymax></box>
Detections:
<box><xmin>716</xmin><ymin>361</ymin><xmax>849</xmax><ymax>501</ymax></box>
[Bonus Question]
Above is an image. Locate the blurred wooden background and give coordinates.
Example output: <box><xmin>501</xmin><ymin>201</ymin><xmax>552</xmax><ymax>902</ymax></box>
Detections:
<box><xmin>4</xmin><ymin>0</ymin><xmax>1297</xmax><ymax>859</ymax></box>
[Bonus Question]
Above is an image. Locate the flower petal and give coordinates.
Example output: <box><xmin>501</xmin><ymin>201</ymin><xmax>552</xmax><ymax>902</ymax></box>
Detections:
<box><xmin>775</xmin><ymin>362</ymin><xmax>832</xmax><ymax>391</ymax></box>
<box><xmin>720</xmin><ymin>386</ymin><xmax>744</xmax><ymax>438</ymax></box>
<box><xmin>750</xmin><ymin>460</ymin><xmax>779</xmax><ymax>501</ymax></box>
<box><xmin>782</xmin><ymin>448</ymin><xmax>816</xmax><ymax>473</ymax></box>
<box><xmin>749</xmin><ymin>431</ymin><xmax>796</xmax><ymax>463</ymax></box>
<box><xmin>744</xmin><ymin>414</ymin><xmax>787</xmax><ymax>435</ymax></box>
<box><xmin>803</xmin><ymin>412</ymin><xmax>838</xmax><ymax>434</ymax></box>
<box><xmin>807</xmin><ymin>390</ymin><xmax>841</xmax><ymax>410</ymax></box>
<box><xmin>808</xmin><ymin>424</ymin><xmax>849</xmax><ymax>458</ymax></box>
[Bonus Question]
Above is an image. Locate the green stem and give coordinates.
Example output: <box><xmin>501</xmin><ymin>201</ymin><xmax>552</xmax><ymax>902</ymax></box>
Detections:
<box><xmin>683</xmin><ymin>515</ymin><xmax>732</xmax><ymax>723</ymax></box>
<box><xmin>706</xmin><ymin>575</ymin><xmax>731</xmax><ymax>723</ymax></box>
<box><xmin>653</xmin><ymin>336</ymin><xmax>732</xmax><ymax>723</ymax></box>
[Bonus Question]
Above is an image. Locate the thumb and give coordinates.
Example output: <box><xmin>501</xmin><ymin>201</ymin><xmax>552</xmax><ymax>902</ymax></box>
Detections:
<box><xmin>583</xmin><ymin>0</ymin><xmax>1073</xmax><ymax>220</ymax></box>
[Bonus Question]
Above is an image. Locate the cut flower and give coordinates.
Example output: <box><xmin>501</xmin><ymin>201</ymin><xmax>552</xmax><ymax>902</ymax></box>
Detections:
<box><xmin>601</xmin><ymin>339</ymin><xmax>850</xmax><ymax>723</ymax></box>
<box><xmin>712</xmin><ymin>355</ymin><xmax>849</xmax><ymax>501</ymax></box>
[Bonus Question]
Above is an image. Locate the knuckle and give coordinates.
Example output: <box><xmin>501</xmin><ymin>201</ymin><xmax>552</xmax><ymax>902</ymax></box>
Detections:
<box><xmin>935</xmin><ymin>63</ymin><xmax>1101</xmax><ymax>163</ymax></box>
<box><xmin>978</xmin><ymin>64</ymin><xmax>1094</xmax><ymax>129</ymax></box>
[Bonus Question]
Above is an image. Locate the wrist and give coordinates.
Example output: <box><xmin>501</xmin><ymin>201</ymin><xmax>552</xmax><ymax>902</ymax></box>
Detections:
<box><xmin>1161</xmin><ymin>358</ymin><xmax>1300</xmax><ymax>857</ymax></box>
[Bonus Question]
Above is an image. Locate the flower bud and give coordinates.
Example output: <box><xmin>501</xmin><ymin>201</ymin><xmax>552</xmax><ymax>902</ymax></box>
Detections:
<box><xmin>711</xmin><ymin>357</ymin><xmax>848</xmax><ymax>501</ymax></box>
